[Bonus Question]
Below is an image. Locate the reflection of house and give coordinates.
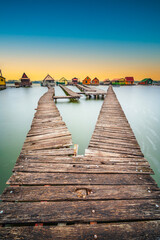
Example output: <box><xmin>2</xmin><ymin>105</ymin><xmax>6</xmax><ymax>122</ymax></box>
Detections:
<box><xmin>19</xmin><ymin>73</ymin><xmax>32</xmax><ymax>87</ymax></box>
<box><xmin>101</xmin><ymin>79</ymin><xmax>110</xmax><ymax>85</ymax></box>
<box><xmin>0</xmin><ymin>70</ymin><xmax>6</xmax><ymax>90</ymax></box>
<box><xmin>72</xmin><ymin>77</ymin><xmax>78</xmax><ymax>84</ymax></box>
<box><xmin>138</xmin><ymin>78</ymin><xmax>153</xmax><ymax>85</ymax></box>
<box><xmin>42</xmin><ymin>74</ymin><xmax>55</xmax><ymax>87</ymax></box>
<box><xmin>111</xmin><ymin>78</ymin><xmax>125</xmax><ymax>85</ymax></box>
<box><xmin>125</xmin><ymin>77</ymin><xmax>134</xmax><ymax>85</ymax></box>
<box><xmin>58</xmin><ymin>77</ymin><xmax>68</xmax><ymax>85</ymax></box>
<box><xmin>91</xmin><ymin>77</ymin><xmax>99</xmax><ymax>85</ymax></box>
<box><xmin>82</xmin><ymin>76</ymin><xmax>91</xmax><ymax>85</ymax></box>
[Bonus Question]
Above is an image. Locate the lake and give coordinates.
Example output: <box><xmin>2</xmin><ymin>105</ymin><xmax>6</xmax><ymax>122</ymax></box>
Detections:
<box><xmin>0</xmin><ymin>85</ymin><xmax>160</xmax><ymax>194</ymax></box>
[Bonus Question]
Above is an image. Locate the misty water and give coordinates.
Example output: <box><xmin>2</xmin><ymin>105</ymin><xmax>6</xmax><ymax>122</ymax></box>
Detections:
<box><xmin>0</xmin><ymin>85</ymin><xmax>160</xmax><ymax>194</ymax></box>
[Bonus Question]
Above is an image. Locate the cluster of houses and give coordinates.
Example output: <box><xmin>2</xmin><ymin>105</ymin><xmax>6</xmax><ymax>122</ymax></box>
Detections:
<box><xmin>0</xmin><ymin>69</ymin><xmax>158</xmax><ymax>89</ymax></box>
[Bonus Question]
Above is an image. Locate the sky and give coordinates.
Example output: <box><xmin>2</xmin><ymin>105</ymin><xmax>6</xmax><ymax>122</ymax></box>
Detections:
<box><xmin>0</xmin><ymin>0</ymin><xmax>160</xmax><ymax>81</ymax></box>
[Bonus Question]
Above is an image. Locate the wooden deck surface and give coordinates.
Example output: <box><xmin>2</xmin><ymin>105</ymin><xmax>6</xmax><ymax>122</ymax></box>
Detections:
<box><xmin>0</xmin><ymin>86</ymin><xmax>160</xmax><ymax>239</ymax></box>
<box><xmin>53</xmin><ymin>85</ymin><xmax>80</xmax><ymax>100</ymax></box>
<box><xmin>76</xmin><ymin>84</ymin><xmax>106</xmax><ymax>98</ymax></box>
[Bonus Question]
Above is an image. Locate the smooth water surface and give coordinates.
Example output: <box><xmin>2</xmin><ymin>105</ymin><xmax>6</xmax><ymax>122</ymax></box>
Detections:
<box><xmin>0</xmin><ymin>86</ymin><xmax>47</xmax><ymax>193</ymax></box>
<box><xmin>0</xmin><ymin>85</ymin><xmax>160</xmax><ymax>194</ymax></box>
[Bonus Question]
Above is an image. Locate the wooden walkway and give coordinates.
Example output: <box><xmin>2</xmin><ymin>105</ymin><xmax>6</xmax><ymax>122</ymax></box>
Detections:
<box><xmin>0</xmin><ymin>86</ymin><xmax>160</xmax><ymax>239</ymax></box>
<box><xmin>76</xmin><ymin>84</ymin><xmax>106</xmax><ymax>99</ymax></box>
<box><xmin>53</xmin><ymin>85</ymin><xmax>80</xmax><ymax>100</ymax></box>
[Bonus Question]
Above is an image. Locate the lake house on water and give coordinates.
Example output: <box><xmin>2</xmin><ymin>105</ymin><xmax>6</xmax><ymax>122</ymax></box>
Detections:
<box><xmin>125</xmin><ymin>76</ymin><xmax>134</xmax><ymax>85</ymax></box>
<box><xmin>82</xmin><ymin>76</ymin><xmax>91</xmax><ymax>85</ymax></box>
<box><xmin>0</xmin><ymin>70</ymin><xmax>6</xmax><ymax>90</ymax></box>
<box><xmin>57</xmin><ymin>77</ymin><xmax>68</xmax><ymax>85</ymax></box>
<box><xmin>138</xmin><ymin>78</ymin><xmax>153</xmax><ymax>85</ymax></box>
<box><xmin>41</xmin><ymin>74</ymin><xmax>55</xmax><ymax>87</ymax></box>
<box><xmin>72</xmin><ymin>77</ymin><xmax>78</xmax><ymax>84</ymax></box>
<box><xmin>15</xmin><ymin>73</ymin><xmax>32</xmax><ymax>87</ymax></box>
<box><xmin>111</xmin><ymin>77</ymin><xmax>134</xmax><ymax>85</ymax></box>
<box><xmin>91</xmin><ymin>77</ymin><xmax>99</xmax><ymax>85</ymax></box>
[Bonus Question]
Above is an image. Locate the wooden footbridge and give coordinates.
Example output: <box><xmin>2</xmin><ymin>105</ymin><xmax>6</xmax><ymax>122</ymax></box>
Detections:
<box><xmin>76</xmin><ymin>84</ymin><xmax>106</xmax><ymax>99</ymax></box>
<box><xmin>0</xmin><ymin>86</ymin><xmax>160</xmax><ymax>239</ymax></box>
<box><xmin>53</xmin><ymin>85</ymin><xmax>80</xmax><ymax>101</ymax></box>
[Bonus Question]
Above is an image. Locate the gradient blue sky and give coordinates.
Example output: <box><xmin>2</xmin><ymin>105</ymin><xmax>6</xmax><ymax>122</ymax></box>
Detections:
<box><xmin>0</xmin><ymin>0</ymin><xmax>160</xmax><ymax>80</ymax></box>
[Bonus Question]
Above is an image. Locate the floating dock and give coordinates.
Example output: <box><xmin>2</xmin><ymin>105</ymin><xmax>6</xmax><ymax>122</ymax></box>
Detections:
<box><xmin>0</xmin><ymin>86</ymin><xmax>160</xmax><ymax>239</ymax></box>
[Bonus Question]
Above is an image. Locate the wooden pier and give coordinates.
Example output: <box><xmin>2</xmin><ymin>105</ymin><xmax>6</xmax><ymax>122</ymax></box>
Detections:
<box><xmin>76</xmin><ymin>84</ymin><xmax>107</xmax><ymax>99</ymax></box>
<box><xmin>53</xmin><ymin>85</ymin><xmax>80</xmax><ymax>101</ymax></box>
<box><xmin>0</xmin><ymin>86</ymin><xmax>160</xmax><ymax>239</ymax></box>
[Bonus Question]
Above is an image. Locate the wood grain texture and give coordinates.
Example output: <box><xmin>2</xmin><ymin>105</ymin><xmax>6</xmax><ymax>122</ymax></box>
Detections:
<box><xmin>1</xmin><ymin>221</ymin><xmax>160</xmax><ymax>240</ymax></box>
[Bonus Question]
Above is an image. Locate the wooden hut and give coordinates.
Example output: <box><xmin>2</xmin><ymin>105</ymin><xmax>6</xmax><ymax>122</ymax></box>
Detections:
<box><xmin>0</xmin><ymin>70</ymin><xmax>6</xmax><ymax>90</ymax></box>
<box><xmin>138</xmin><ymin>78</ymin><xmax>153</xmax><ymax>85</ymax></box>
<box><xmin>82</xmin><ymin>76</ymin><xmax>91</xmax><ymax>85</ymax></box>
<box><xmin>72</xmin><ymin>77</ymin><xmax>78</xmax><ymax>84</ymax></box>
<box><xmin>41</xmin><ymin>74</ymin><xmax>55</xmax><ymax>87</ymax></box>
<box><xmin>19</xmin><ymin>73</ymin><xmax>32</xmax><ymax>87</ymax></box>
<box><xmin>58</xmin><ymin>77</ymin><xmax>68</xmax><ymax>85</ymax></box>
<box><xmin>91</xmin><ymin>77</ymin><xmax>99</xmax><ymax>85</ymax></box>
<box><xmin>125</xmin><ymin>77</ymin><xmax>134</xmax><ymax>85</ymax></box>
<box><xmin>111</xmin><ymin>78</ymin><xmax>125</xmax><ymax>85</ymax></box>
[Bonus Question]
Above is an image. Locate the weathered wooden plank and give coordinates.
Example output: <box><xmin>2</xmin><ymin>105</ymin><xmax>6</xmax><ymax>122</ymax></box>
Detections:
<box><xmin>16</xmin><ymin>155</ymin><xmax>150</xmax><ymax>166</ymax></box>
<box><xmin>7</xmin><ymin>173</ymin><xmax>156</xmax><ymax>186</ymax></box>
<box><xmin>13</xmin><ymin>162</ymin><xmax>153</xmax><ymax>174</ymax></box>
<box><xmin>21</xmin><ymin>148</ymin><xmax>74</xmax><ymax>156</ymax></box>
<box><xmin>0</xmin><ymin>200</ymin><xmax>160</xmax><ymax>224</ymax></box>
<box><xmin>2</xmin><ymin>185</ymin><xmax>160</xmax><ymax>202</ymax></box>
<box><xmin>1</xmin><ymin>221</ymin><xmax>160</xmax><ymax>240</ymax></box>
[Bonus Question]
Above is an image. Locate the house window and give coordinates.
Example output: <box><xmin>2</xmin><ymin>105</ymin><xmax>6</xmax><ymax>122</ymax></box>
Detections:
<box><xmin>86</xmin><ymin>81</ymin><xmax>87</xmax><ymax>83</ymax></box>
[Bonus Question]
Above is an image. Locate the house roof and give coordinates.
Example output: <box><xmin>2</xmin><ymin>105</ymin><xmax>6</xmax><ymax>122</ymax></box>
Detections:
<box><xmin>43</xmin><ymin>74</ymin><xmax>55</xmax><ymax>81</ymax></box>
<box><xmin>72</xmin><ymin>77</ymin><xmax>78</xmax><ymax>80</ymax></box>
<box><xmin>125</xmin><ymin>77</ymin><xmax>134</xmax><ymax>81</ymax></box>
<box><xmin>83</xmin><ymin>76</ymin><xmax>91</xmax><ymax>80</ymax></box>
<box><xmin>141</xmin><ymin>78</ymin><xmax>153</xmax><ymax>82</ymax></box>
<box><xmin>59</xmin><ymin>77</ymin><xmax>67</xmax><ymax>81</ymax></box>
<box><xmin>21</xmin><ymin>73</ymin><xmax>30</xmax><ymax>80</ymax></box>
<box><xmin>92</xmin><ymin>77</ymin><xmax>99</xmax><ymax>81</ymax></box>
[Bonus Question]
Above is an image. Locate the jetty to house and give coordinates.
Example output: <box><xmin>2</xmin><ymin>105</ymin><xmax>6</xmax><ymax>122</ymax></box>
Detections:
<box><xmin>91</xmin><ymin>77</ymin><xmax>99</xmax><ymax>85</ymax></box>
<box><xmin>0</xmin><ymin>70</ymin><xmax>6</xmax><ymax>90</ymax></box>
<box><xmin>125</xmin><ymin>76</ymin><xmax>134</xmax><ymax>85</ymax></box>
<box><xmin>138</xmin><ymin>78</ymin><xmax>153</xmax><ymax>85</ymax></box>
<box><xmin>41</xmin><ymin>74</ymin><xmax>55</xmax><ymax>87</ymax></box>
<box><xmin>57</xmin><ymin>77</ymin><xmax>68</xmax><ymax>85</ymax></box>
<box><xmin>0</xmin><ymin>85</ymin><xmax>160</xmax><ymax>239</ymax></box>
<box><xmin>82</xmin><ymin>76</ymin><xmax>91</xmax><ymax>85</ymax></box>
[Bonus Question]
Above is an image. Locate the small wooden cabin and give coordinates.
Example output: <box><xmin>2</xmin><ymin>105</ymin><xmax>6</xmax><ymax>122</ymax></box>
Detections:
<box><xmin>58</xmin><ymin>77</ymin><xmax>68</xmax><ymax>85</ymax></box>
<box><xmin>0</xmin><ymin>70</ymin><xmax>6</xmax><ymax>90</ymax></box>
<box><xmin>125</xmin><ymin>77</ymin><xmax>134</xmax><ymax>85</ymax></box>
<box><xmin>72</xmin><ymin>77</ymin><xmax>78</xmax><ymax>84</ymax></box>
<box><xmin>91</xmin><ymin>77</ymin><xmax>99</xmax><ymax>85</ymax></box>
<box><xmin>82</xmin><ymin>76</ymin><xmax>91</xmax><ymax>85</ymax></box>
<box><xmin>42</xmin><ymin>74</ymin><xmax>55</xmax><ymax>87</ymax></box>
<box><xmin>20</xmin><ymin>73</ymin><xmax>32</xmax><ymax>87</ymax></box>
<box><xmin>138</xmin><ymin>78</ymin><xmax>153</xmax><ymax>85</ymax></box>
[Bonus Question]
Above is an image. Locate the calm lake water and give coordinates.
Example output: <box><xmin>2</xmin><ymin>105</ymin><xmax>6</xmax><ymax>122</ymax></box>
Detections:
<box><xmin>0</xmin><ymin>85</ymin><xmax>160</xmax><ymax>194</ymax></box>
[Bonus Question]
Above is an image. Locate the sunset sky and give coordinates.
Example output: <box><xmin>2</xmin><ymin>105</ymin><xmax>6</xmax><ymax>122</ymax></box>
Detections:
<box><xmin>0</xmin><ymin>0</ymin><xmax>160</xmax><ymax>81</ymax></box>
